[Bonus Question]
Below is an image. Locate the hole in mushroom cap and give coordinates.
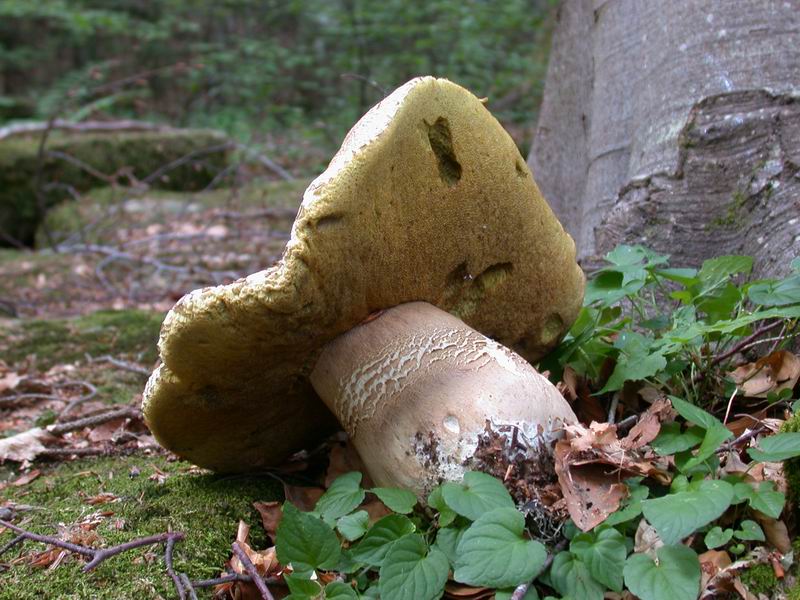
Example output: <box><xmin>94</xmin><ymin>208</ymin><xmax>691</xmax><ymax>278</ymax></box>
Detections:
<box><xmin>539</xmin><ymin>313</ymin><xmax>565</xmax><ymax>346</ymax></box>
<box><xmin>313</xmin><ymin>213</ymin><xmax>345</xmax><ymax>230</ymax></box>
<box><xmin>515</xmin><ymin>160</ymin><xmax>527</xmax><ymax>177</ymax></box>
<box><xmin>424</xmin><ymin>117</ymin><xmax>462</xmax><ymax>186</ymax></box>
<box><xmin>442</xmin><ymin>415</ymin><xmax>460</xmax><ymax>434</ymax></box>
<box><xmin>444</xmin><ymin>261</ymin><xmax>514</xmax><ymax>318</ymax></box>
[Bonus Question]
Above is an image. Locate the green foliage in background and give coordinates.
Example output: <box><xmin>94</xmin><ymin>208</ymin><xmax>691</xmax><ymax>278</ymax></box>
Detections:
<box><xmin>0</xmin><ymin>0</ymin><xmax>555</xmax><ymax>151</ymax></box>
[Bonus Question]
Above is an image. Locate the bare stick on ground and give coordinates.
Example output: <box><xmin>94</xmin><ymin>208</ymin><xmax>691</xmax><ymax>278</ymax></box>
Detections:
<box><xmin>232</xmin><ymin>541</ymin><xmax>275</xmax><ymax>600</ymax></box>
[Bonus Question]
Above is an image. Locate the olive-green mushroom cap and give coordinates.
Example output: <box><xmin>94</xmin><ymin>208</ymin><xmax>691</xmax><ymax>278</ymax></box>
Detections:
<box><xmin>143</xmin><ymin>76</ymin><xmax>585</xmax><ymax>472</ymax></box>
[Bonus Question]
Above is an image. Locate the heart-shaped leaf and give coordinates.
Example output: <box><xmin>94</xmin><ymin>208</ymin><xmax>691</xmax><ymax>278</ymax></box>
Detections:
<box><xmin>623</xmin><ymin>545</ymin><xmax>700</xmax><ymax>600</ymax></box>
<box><xmin>351</xmin><ymin>514</ymin><xmax>415</xmax><ymax>566</ymax></box>
<box><xmin>276</xmin><ymin>503</ymin><xmax>341</xmax><ymax>573</ymax></box>
<box><xmin>379</xmin><ymin>534</ymin><xmax>449</xmax><ymax>600</ymax></box>
<box><xmin>454</xmin><ymin>507</ymin><xmax>547</xmax><ymax>588</ymax></box>
<box><xmin>642</xmin><ymin>479</ymin><xmax>733</xmax><ymax>545</ymax></box>
<box><xmin>570</xmin><ymin>527</ymin><xmax>627</xmax><ymax>592</ymax></box>
<box><xmin>441</xmin><ymin>471</ymin><xmax>514</xmax><ymax>521</ymax></box>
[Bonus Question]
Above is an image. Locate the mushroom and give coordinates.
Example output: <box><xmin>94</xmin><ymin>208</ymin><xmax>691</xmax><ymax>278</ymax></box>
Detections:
<box><xmin>143</xmin><ymin>76</ymin><xmax>585</xmax><ymax>490</ymax></box>
<box><xmin>310</xmin><ymin>301</ymin><xmax>576</xmax><ymax>492</ymax></box>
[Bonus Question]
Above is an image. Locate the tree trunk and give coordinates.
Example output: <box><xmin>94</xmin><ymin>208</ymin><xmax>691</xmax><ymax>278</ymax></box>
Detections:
<box><xmin>528</xmin><ymin>0</ymin><xmax>800</xmax><ymax>277</ymax></box>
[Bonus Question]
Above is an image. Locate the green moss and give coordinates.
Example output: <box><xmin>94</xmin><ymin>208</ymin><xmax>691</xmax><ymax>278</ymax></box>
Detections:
<box><xmin>0</xmin><ymin>454</ymin><xmax>282</xmax><ymax>599</ymax></box>
<box><xmin>739</xmin><ymin>563</ymin><xmax>779</xmax><ymax>597</ymax></box>
<box><xmin>1</xmin><ymin>309</ymin><xmax>163</xmax><ymax>369</ymax></box>
<box><xmin>37</xmin><ymin>177</ymin><xmax>310</xmax><ymax>246</ymax></box>
<box><xmin>710</xmin><ymin>190</ymin><xmax>749</xmax><ymax>230</ymax></box>
<box><xmin>0</xmin><ymin>129</ymin><xmax>230</xmax><ymax>246</ymax></box>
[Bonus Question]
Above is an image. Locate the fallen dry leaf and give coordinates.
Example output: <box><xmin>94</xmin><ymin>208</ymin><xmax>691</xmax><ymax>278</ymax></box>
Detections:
<box><xmin>634</xmin><ymin>519</ymin><xmax>663</xmax><ymax>557</ymax></box>
<box><xmin>12</xmin><ymin>469</ymin><xmax>41</xmax><ymax>486</ymax></box>
<box><xmin>699</xmin><ymin>549</ymin><xmax>732</xmax><ymax>594</ymax></box>
<box><xmin>754</xmin><ymin>514</ymin><xmax>791</xmax><ymax>554</ymax></box>
<box><xmin>253</xmin><ymin>501</ymin><xmax>282</xmax><ymax>542</ymax></box>
<box><xmin>730</xmin><ymin>350</ymin><xmax>800</xmax><ymax>397</ymax></box>
<box><xmin>554</xmin><ymin>439</ymin><xmax>627</xmax><ymax>531</ymax></box>
<box><xmin>621</xmin><ymin>397</ymin><xmax>672</xmax><ymax>450</ymax></box>
<box><xmin>283</xmin><ymin>483</ymin><xmax>324</xmax><ymax>512</ymax></box>
<box><xmin>443</xmin><ymin>581</ymin><xmax>494</xmax><ymax>598</ymax></box>
<box><xmin>0</xmin><ymin>427</ymin><xmax>52</xmax><ymax>462</ymax></box>
<box><xmin>325</xmin><ymin>441</ymin><xmax>373</xmax><ymax>488</ymax></box>
<box><xmin>0</xmin><ymin>370</ymin><xmax>22</xmax><ymax>393</ymax></box>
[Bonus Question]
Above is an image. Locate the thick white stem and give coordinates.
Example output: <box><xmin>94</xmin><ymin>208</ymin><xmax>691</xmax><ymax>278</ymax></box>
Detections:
<box><xmin>310</xmin><ymin>302</ymin><xmax>577</xmax><ymax>495</ymax></box>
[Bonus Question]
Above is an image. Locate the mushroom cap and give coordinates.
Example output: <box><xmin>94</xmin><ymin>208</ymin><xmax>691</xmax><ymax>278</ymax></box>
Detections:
<box><xmin>143</xmin><ymin>76</ymin><xmax>585</xmax><ymax>472</ymax></box>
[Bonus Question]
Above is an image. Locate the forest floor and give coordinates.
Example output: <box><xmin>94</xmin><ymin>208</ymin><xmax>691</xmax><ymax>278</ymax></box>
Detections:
<box><xmin>0</xmin><ymin>178</ymin><xmax>311</xmax><ymax>598</ymax></box>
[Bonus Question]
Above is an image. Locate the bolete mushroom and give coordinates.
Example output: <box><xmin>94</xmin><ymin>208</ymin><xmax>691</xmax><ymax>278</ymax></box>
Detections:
<box><xmin>143</xmin><ymin>76</ymin><xmax>585</xmax><ymax>491</ymax></box>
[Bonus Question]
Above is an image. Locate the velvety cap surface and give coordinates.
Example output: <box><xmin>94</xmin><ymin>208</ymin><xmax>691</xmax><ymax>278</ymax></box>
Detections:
<box><xmin>143</xmin><ymin>76</ymin><xmax>585</xmax><ymax>472</ymax></box>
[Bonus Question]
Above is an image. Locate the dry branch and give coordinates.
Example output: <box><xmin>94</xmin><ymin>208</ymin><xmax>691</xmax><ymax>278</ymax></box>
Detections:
<box><xmin>0</xmin><ymin>120</ymin><xmax>174</xmax><ymax>141</ymax></box>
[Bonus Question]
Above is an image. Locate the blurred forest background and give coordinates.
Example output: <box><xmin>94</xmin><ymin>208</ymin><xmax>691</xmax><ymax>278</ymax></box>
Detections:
<box><xmin>0</xmin><ymin>0</ymin><xmax>554</xmax><ymax>169</ymax></box>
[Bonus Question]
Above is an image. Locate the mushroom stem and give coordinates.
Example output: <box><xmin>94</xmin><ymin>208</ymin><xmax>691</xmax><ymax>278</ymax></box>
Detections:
<box><xmin>310</xmin><ymin>301</ymin><xmax>576</xmax><ymax>495</ymax></box>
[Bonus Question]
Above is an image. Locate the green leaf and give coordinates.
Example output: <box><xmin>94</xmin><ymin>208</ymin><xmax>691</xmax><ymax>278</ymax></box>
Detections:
<box><xmin>370</xmin><ymin>487</ymin><xmax>417</xmax><ymax>514</ymax></box>
<box><xmin>735</xmin><ymin>481</ymin><xmax>786</xmax><ymax>519</ymax></box>
<box><xmin>285</xmin><ymin>573</ymin><xmax>322</xmax><ymax>597</ymax></box>
<box><xmin>325</xmin><ymin>581</ymin><xmax>359</xmax><ymax>599</ymax></box>
<box><xmin>605</xmin><ymin>484</ymin><xmax>649</xmax><ymax>526</ymax></box>
<box><xmin>276</xmin><ymin>503</ymin><xmax>342</xmax><ymax>573</ymax></box>
<box><xmin>748</xmin><ymin>432</ymin><xmax>800</xmax><ymax>462</ymax></box>
<box><xmin>704</xmin><ymin>526</ymin><xmax>733</xmax><ymax>549</ymax></box>
<box><xmin>570</xmin><ymin>527</ymin><xmax>627</xmax><ymax>592</ymax></box>
<box><xmin>441</xmin><ymin>471</ymin><xmax>515</xmax><ymax>521</ymax></box>
<box><xmin>748</xmin><ymin>274</ymin><xmax>800</xmax><ymax>307</ymax></box>
<box><xmin>652</xmin><ymin>423</ymin><xmax>704</xmax><ymax>455</ymax></box>
<box><xmin>669</xmin><ymin>396</ymin><xmax>724</xmax><ymax>431</ymax></box>
<box><xmin>433</xmin><ymin>525</ymin><xmax>466</xmax><ymax>566</ymax></box>
<box><xmin>351</xmin><ymin>514</ymin><xmax>415</xmax><ymax>566</ymax></box>
<box><xmin>378</xmin><ymin>534</ymin><xmax>449</xmax><ymax>600</ymax></box>
<box><xmin>697</xmin><ymin>255</ymin><xmax>753</xmax><ymax>289</ymax></box>
<box><xmin>549</xmin><ymin>552</ymin><xmax>604</xmax><ymax>600</ymax></box>
<box><xmin>427</xmin><ymin>485</ymin><xmax>457</xmax><ymax>527</ymax></box>
<box><xmin>681</xmin><ymin>424</ymin><xmax>732</xmax><ymax>471</ymax></box>
<box><xmin>641</xmin><ymin>480</ymin><xmax>733</xmax><ymax>545</ymax></box>
<box><xmin>734</xmin><ymin>520</ymin><xmax>765</xmax><ymax>542</ymax></box>
<box><xmin>315</xmin><ymin>472</ymin><xmax>365</xmax><ymax>523</ymax></box>
<box><xmin>623</xmin><ymin>546</ymin><xmax>701</xmax><ymax>600</ymax></box>
<box><xmin>454</xmin><ymin>507</ymin><xmax>547</xmax><ymax>588</ymax></box>
<box><xmin>336</xmin><ymin>510</ymin><xmax>370</xmax><ymax>542</ymax></box>
<box><xmin>600</xmin><ymin>331</ymin><xmax>667</xmax><ymax>392</ymax></box>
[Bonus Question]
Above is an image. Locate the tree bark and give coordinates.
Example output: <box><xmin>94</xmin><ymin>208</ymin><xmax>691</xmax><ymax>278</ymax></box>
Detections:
<box><xmin>529</xmin><ymin>0</ymin><xmax>800</xmax><ymax>276</ymax></box>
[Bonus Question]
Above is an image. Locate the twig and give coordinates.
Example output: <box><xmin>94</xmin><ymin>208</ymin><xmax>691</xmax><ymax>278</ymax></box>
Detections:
<box><xmin>49</xmin><ymin>406</ymin><xmax>141</xmax><ymax>435</ymax></box>
<box><xmin>616</xmin><ymin>414</ymin><xmax>639</xmax><ymax>434</ymax></box>
<box><xmin>165</xmin><ymin>534</ymin><xmax>186</xmax><ymax>600</ymax></box>
<box><xmin>190</xmin><ymin>573</ymin><xmax>282</xmax><ymax>588</ymax></box>
<box><xmin>0</xmin><ymin>119</ymin><xmax>174</xmax><ymax>141</ymax></box>
<box><xmin>57</xmin><ymin>381</ymin><xmax>99</xmax><ymax>418</ymax></box>
<box><xmin>83</xmin><ymin>532</ymin><xmax>184</xmax><ymax>572</ymax></box>
<box><xmin>180</xmin><ymin>573</ymin><xmax>199</xmax><ymax>600</ymax></box>
<box><xmin>232</xmin><ymin>541</ymin><xmax>275</xmax><ymax>600</ymax></box>
<box><xmin>711</xmin><ymin>321</ymin><xmax>784</xmax><ymax>366</ymax></box>
<box><xmin>607</xmin><ymin>393</ymin><xmax>620</xmax><ymax>424</ymax></box>
<box><xmin>87</xmin><ymin>354</ymin><xmax>150</xmax><ymax>377</ymax></box>
<box><xmin>717</xmin><ymin>425</ymin><xmax>767</xmax><ymax>455</ymax></box>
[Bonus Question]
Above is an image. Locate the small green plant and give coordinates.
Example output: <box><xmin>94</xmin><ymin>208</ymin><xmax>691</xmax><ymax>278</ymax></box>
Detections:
<box><xmin>270</xmin><ymin>247</ymin><xmax>800</xmax><ymax>599</ymax></box>
<box><xmin>543</xmin><ymin>246</ymin><xmax>800</xmax><ymax>407</ymax></box>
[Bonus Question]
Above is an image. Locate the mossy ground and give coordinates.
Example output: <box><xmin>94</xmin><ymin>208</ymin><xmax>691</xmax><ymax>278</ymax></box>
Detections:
<box><xmin>0</xmin><ymin>455</ymin><xmax>282</xmax><ymax>599</ymax></box>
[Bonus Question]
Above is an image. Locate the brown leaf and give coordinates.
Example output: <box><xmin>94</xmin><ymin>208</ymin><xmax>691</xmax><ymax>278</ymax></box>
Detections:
<box><xmin>621</xmin><ymin>398</ymin><xmax>672</xmax><ymax>449</ymax></box>
<box><xmin>283</xmin><ymin>484</ymin><xmax>324</xmax><ymax>512</ymax></box>
<box><xmin>0</xmin><ymin>428</ymin><xmax>52</xmax><ymax>462</ymax></box>
<box><xmin>730</xmin><ymin>350</ymin><xmax>800</xmax><ymax>397</ymax></box>
<box><xmin>83</xmin><ymin>492</ymin><xmax>120</xmax><ymax>506</ymax></box>
<box><xmin>554</xmin><ymin>440</ymin><xmax>627</xmax><ymax>531</ymax></box>
<box><xmin>633</xmin><ymin>519</ymin><xmax>663</xmax><ymax>557</ymax></box>
<box><xmin>0</xmin><ymin>370</ymin><xmax>22</xmax><ymax>393</ymax></box>
<box><xmin>253</xmin><ymin>501</ymin><xmax>282</xmax><ymax>542</ymax></box>
<box><xmin>87</xmin><ymin>418</ymin><xmax>127</xmax><ymax>443</ymax></box>
<box><xmin>12</xmin><ymin>469</ymin><xmax>41</xmax><ymax>486</ymax></box>
<box><xmin>325</xmin><ymin>441</ymin><xmax>373</xmax><ymax>488</ymax></box>
<box><xmin>699</xmin><ymin>549</ymin><xmax>732</xmax><ymax>594</ymax></box>
<box><xmin>754</xmin><ymin>515</ymin><xmax>791</xmax><ymax>554</ymax></box>
<box><xmin>443</xmin><ymin>581</ymin><xmax>494</xmax><ymax>598</ymax></box>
